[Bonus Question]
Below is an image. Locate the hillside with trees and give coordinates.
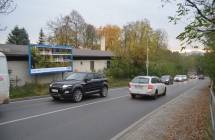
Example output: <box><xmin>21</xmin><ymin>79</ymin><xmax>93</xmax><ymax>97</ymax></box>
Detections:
<box><xmin>45</xmin><ymin>10</ymin><xmax>197</xmax><ymax>78</ymax></box>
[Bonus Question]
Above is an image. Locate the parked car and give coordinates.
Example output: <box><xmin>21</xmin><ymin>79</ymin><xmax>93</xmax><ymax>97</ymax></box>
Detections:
<box><xmin>129</xmin><ymin>76</ymin><xmax>166</xmax><ymax>100</ymax></box>
<box><xmin>198</xmin><ymin>74</ymin><xmax>205</xmax><ymax>80</ymax></box>
<box><xmin>161</xmin><ymin>75</ymin><xmax>173</xmax><ymax>85</ymax></box>
<box><xmin>0</xmin><ymin>52</ymin><xmax>10</xmax><ymax>104</ymax></box>
<box><xmin>49</xmin><ymin>72</ymin><xmax>108</xmax><ymax>102</ymax></box>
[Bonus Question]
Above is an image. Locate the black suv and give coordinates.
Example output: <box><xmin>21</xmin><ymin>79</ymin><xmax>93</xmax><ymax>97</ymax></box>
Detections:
<box><xmin>49</xmin><ymin>72</ymin><xmax>108</xmax><ymax>102</ymax></box>
<box><xmin>161</xmin><ymin>75</ymin><xmax>173</xmax><ymax>85</ymax></box>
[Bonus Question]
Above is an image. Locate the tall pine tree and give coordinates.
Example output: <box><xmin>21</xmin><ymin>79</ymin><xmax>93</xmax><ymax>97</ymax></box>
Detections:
<box><xmin>38</xmin><ymin>28</ymin><xmax>45</xmax><ymax>45</ymax></box>
<box><xmin>7</xmin><ymin>26</ymin><xmax>30</xmax><ymax>45</ymax></box>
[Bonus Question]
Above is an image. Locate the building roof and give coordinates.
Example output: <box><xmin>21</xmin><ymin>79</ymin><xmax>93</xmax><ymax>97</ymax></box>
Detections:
<box><xmin>0</xmin><ymin>44</ymin><xmax>113</xmax><ymax>58</ymax></box>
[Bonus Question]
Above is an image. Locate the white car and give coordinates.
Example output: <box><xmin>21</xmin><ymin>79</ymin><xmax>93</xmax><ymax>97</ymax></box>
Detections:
<box><xmin>182</xmin><ymin>75</ymin><xmax>188</xmax><ymax>81</ymax></box>
<box><xmin>174</xmin><ymin>75</ymin><xmax>187</xmax><ymax>82</ymax></box>
<box><xmin>129</xmin><ymin>76</ymin><xmax>167</xmax><ymax>99</ymax></box>
<box><xmin>0</xmin><ymin>52</ymin><xmax>10</xmax><ymax>104</ymax></box>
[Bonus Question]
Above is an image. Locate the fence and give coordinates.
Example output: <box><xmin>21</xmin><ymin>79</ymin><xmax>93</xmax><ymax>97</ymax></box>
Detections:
<box><xmin>210</xmin><ymin>81</ymin><xmax>215</xmax><ymax>140</ymax></box>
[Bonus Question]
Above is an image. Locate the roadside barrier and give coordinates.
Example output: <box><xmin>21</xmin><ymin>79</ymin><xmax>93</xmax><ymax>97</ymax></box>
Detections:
<box><xmin>210</xmin><ymin>81</ymin><xmax>215</xmax><ymax>140</ymax></box>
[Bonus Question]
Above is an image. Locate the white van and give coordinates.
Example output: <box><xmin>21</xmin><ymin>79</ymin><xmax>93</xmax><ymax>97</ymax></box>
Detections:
<box><xmin>0</xmin><ymin>52</ymin><xmax>9</xmax><ymax>104</ymax></box>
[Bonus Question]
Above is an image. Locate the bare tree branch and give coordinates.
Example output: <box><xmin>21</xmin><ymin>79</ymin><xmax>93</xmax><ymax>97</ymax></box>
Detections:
<box><xmin>0</xmin><ymin>0</ymin><xmax>16</xmax><ymax>14</ymax></box>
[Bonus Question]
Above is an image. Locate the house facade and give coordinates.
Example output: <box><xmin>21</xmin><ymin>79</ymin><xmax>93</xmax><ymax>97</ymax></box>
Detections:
<box><xmin>0</xmin><ymin>44</ymin><xmax>113</xmax><ymax>86</ymax></box>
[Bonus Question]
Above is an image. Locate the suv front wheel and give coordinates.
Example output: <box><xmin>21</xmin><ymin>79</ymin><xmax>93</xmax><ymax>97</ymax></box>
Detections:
<box><xmin>100</xmin><ymin>86</ymin><xmax>108</xmax><ymax>97</ymax></box>
<box><xmin>52</xmin><ymin>96</ymin><xmax>60</xmax><ymax>101</ymax></box>
<box><xmin>72</xmin><ymin>89</ymin><xmax>83</xmax><ymax>102</ymax></box>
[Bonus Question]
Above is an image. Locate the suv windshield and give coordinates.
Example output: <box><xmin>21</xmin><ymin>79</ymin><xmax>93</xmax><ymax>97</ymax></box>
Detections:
<box><xmin>132</xmin><ymin>77</ymin><xmax>149</xmax><ymax>84</ymax></box>
<box><xmin>65</xmin><ymin>73</ymin><xmax>87</xmax><ymax>80</ymax></box>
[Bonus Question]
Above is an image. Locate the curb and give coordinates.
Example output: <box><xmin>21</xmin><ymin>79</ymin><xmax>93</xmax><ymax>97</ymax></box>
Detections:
<box><xmin>111</xmin><ymin>86</ymin><xmax>197</xmax><ymax>140</ymax></box>
<box><xmin>10</xmin><ymin>95</ymin><xmax>50</xmax><ymax>102</ymax></box>
<box><xmin>10</xmin><ymin>87</ymin><xmax>127</xmax><ymax>103</ymax></box>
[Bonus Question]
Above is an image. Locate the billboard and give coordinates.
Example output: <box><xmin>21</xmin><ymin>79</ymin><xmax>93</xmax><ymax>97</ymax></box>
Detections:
<box><xmin>29</xmin><ymin>45</ymin><xmax>73</xmax><ymax>75</ymax></box>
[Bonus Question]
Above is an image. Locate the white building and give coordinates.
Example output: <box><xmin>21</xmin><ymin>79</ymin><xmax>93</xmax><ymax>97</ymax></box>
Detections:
<box><xmin>0</xmin><ymin>44</ymin><xmax>113</xmax><ymax>86</ymax></box>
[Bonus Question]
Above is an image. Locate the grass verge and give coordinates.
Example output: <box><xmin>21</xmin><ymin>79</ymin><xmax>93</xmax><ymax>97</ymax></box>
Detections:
<box><xmin>10</xmin><ymin>84</ymin><xmax>49</xmax><ymax>99</ymax></box>
<box><xmin>108</xmin><ymin>78</ymin><xmax>130</xmax><ymax>88</ymax></box>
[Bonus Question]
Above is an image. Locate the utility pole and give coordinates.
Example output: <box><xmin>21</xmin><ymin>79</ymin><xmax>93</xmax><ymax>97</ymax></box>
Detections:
<box><xmin>146</xmin><ymin>34</ymin><xmax>149</xmax><ymax>76</ymax></box>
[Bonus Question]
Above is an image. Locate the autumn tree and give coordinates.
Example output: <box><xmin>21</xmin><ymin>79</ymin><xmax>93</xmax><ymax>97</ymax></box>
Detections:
<box><xmin>47</xmin><ymin>15</ymin><xmax>75</xmax><ymax>46</ymax></box>
<box><xmin>155</xmin><ymin>29</ymin><xmax>168</xmax><ymax>48</ymax></box>
<box><xmin>107</xmin><ymin>20</ymin><xmax>191</xmax><ymax>78</ymax></box>
<box><xmin>69</xmin><ymin>10</ymin><xmax>86</xmax><ymax>48</ymax></box>
<box><xmin>47</xmin><ymin>10</ymin><xmax>86</xmax><ymax>48</ymax></box>
<box><xmin>83</xmin><ymin>24</ymin><xmax>98</xmax><ymax>49</ymax></box>
<box><xmin>97</xmin><ymin>25</ymin><xmax>121</xmax><ymax>52</ymax></box>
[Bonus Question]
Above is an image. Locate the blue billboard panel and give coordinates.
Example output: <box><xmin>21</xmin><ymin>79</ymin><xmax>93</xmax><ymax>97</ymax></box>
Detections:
<box><xmin>29</xmin><ymin>45</ymin><xmax>73</xmax><ymax>75</ymax></box>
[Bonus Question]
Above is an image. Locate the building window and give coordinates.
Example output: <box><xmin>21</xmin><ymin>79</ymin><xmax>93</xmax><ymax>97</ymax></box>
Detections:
<box><xmin>90</xmin><ymin>61</ymin><xmax>94</xmax><ymax>72</ymax></box>
<box><xmin>107</xmin><ymin>61</ymin><xmax>111</xmax><ymax>69</ymax></box>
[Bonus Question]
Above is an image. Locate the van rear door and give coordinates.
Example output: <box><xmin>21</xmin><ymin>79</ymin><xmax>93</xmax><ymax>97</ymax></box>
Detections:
<box><xmin>0</xmin><ymin>53</ymin><xmax>10</xmax><ymax>104</ymax></box>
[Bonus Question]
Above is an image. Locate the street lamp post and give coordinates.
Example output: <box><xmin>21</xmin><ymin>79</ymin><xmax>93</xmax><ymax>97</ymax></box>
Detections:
<box><xmin>146</xmin><ymin>35</ymin><xmax>149</xmax><ymax>76</ymax></box>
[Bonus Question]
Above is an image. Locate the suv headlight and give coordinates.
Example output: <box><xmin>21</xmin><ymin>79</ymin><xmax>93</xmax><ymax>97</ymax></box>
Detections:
<box><xmin>62</xmin><ymin>85</ymin><xmax>71</xmax><ymax>89</ymax></box>
<box><xmin>49</xmin><ymin>83</ymin><xmax>53</xmax><ymax>87</ymax></box>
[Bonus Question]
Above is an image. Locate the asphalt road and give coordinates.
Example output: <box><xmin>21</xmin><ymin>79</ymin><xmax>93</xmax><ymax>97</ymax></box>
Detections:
<box><xmin>0</xmin><ymin>79</ymin><xmax>209</xmax><ymax>140</ymax></box>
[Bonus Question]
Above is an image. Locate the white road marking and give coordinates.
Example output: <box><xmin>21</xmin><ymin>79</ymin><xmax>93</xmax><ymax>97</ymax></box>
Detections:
<box><xmin>10</xmin><ymin>87</ymin><xmax>128</xmax><ymax>104</ymax></box>
<box><xmin>0</xmin><ymin>95</ymin><xmax>129</xmax><ymax>126</ymax></box>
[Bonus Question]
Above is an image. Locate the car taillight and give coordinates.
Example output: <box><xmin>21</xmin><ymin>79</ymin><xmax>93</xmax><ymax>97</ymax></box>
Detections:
<box><xmin>128</xmin><ymin>83</ymin><xmax>131</xmax><ymax>88</ymax></box>
<box><xmin>148</xmin><ymin>84</ymin><xmax>154</xmax><ymax>89</ymax></box>
<box><xmin>0</xmin><ymin>76</ymin><xmax>4</xmax><ymax>81</ymax></box>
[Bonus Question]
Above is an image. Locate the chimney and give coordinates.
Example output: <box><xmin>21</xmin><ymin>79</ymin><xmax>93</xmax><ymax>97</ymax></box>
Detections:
<box><xmin>100</xmin><ymin>36</ymin><xmax>106</xmax><ymax>51</ymax></box>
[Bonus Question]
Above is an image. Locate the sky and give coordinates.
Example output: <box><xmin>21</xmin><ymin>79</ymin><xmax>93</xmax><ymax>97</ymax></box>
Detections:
<box><xmin>0</xmin><ymin>0</ymin><xmax>190</xmax><ymax>50</ymax></box>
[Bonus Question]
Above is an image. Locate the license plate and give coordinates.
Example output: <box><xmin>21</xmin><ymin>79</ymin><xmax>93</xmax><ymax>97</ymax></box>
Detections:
<box><xmin>134</xmin><ymin>85</ymin><xmax>147</xmax><ymax>89</ymax></box>
<box><xmin>135</xmin><ymin>85</ymin><xmax>142</xmax><ymax>89</ymax></box>
<box><xmin>51</xmin><ymin>89</ymin><xmax>58</xmax><ymax>93</ymax></box>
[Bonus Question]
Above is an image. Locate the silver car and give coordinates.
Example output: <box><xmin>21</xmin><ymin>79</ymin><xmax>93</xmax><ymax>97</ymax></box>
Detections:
<box><xmin>174</xmin><ymin>75</ymin><xmax>187</xmax><ymax>82</ymax></box>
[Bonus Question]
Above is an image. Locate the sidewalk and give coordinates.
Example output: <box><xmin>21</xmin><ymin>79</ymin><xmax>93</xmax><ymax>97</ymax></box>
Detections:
<box><xmin>112</xmin><ymin>82</ymin><xmax>212</xmax><ymax>140</ymax></box>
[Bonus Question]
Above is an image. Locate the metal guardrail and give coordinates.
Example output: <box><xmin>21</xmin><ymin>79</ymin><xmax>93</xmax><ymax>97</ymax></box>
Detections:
<box><xmin>210</xmin><ymin>81</ymin><xmax>215</xmax><ymax>140</ymax></box>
